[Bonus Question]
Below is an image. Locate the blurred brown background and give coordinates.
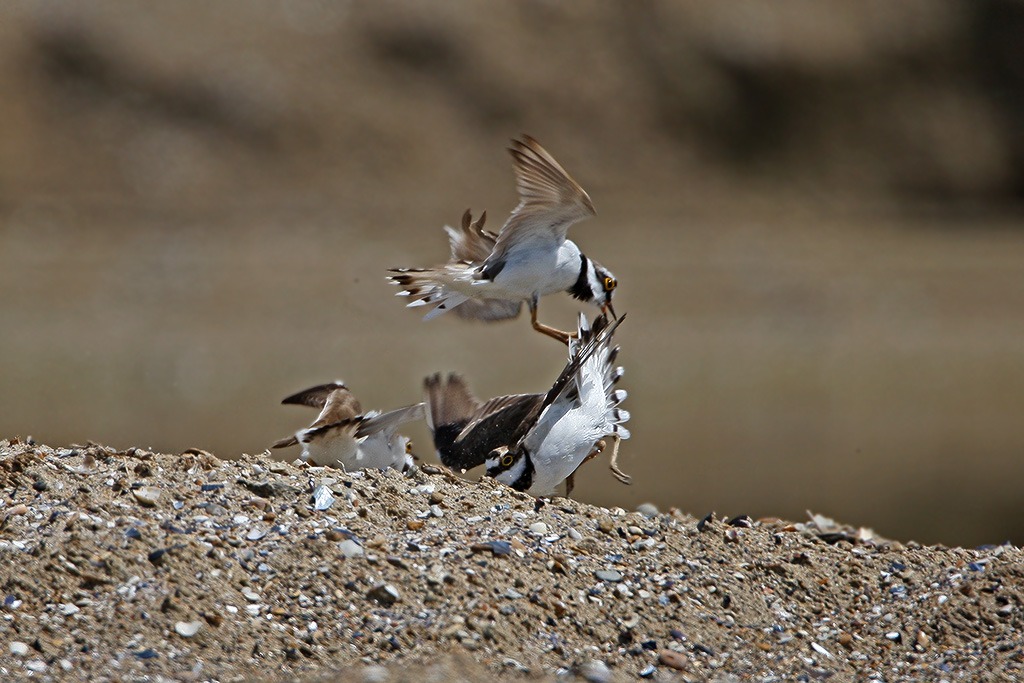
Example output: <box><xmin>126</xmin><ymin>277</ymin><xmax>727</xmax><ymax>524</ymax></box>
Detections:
<box><xmin>2</xmin><ymin>1</ymin><xmax>1023</xmax><ymax>547</ymax></box>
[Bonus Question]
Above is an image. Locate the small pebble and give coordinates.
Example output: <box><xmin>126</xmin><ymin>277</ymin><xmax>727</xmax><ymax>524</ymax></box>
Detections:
<box><xmin>578</xmin><ymin>659</ymin><xmax>611</xmax><ymax>683</ymax></box>
<box><xmin>174</xmin><ymin>621</ymin><xmax>203</xmax><ymax>637</ymax></box>
<box><xmin>471</xmin><ymin>541</ymin><xmax>511</xmax><ymax>556</ymax></box>
<box><xmin>132</xmin><ymin>486</ymin><xmax>161</xmax><ymax>507</ymax></box>
<box><xmin>10</xmin><ymin>641</ymin><xmax>29</xmax><ymax>657</ymax></box>
<box><xmin>313</xmin><ymin>485</ymin><xmax>335</xmax><ymax>511</ymax></box>
<box><xmin>25</xmin><ymin>660</ymin><xmax>47</xmax><ymax>673</ymax></box>
<box><xmin>659</xmin><ymin>649</ymin><xmax>688</xmax><ymax>670</ymax></box>
<box><xmin>367</xmin><ymin>583</ymin><xmax>400</xmax><ymax>606</ymax></box>
<box><xmin>246</xmin><ymin>528</ymin><xmax>267</xmax><ymax>541</ymax></box>
<box><xmin>636</xmin><ymin>503</ymin><xmax>659</xmax><ymax>518</ymax></box>
<box><xmin>61</xmin><ymin>603</ymin><xmax>80</xmax><ymax>616</ymax></box>
<box><xmin>595</xmin><ymin>569</ymin><xmax>623</xmax><ymax>583</ymax></box>
<box><xmin>529</xmin><ymin>522</ymin><xmax>548</xmax><ymax>535</ymax></box>
<box><xmin>339</xmin><ymin>540</ymin><xmax>364</xmax><ymax>558</ymax></box>
<box><xmin>810</xmin><ymin>641</ymin><xmax>834</xmax><ymax>659</ymax></box>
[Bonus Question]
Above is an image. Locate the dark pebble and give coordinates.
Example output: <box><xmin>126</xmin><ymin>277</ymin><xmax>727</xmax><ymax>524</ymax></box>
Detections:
<box><xmin>386</xmin><ymin>556</ymin><xmax>410</xmax><ymax>570</ymax></box>
<box><xmin>471</xmin><ymin>541</ymin><xmax>511</xmax><ymax>556</ymax></box>
<box><xmin>239</xmin><ymin>479</ymin><xmax>300</xmax><ymax>498</ymax></box>
<box><xmin>147</xmin><ymin>544</ymin><xmax>184</xmax><ymax>567</ymax></box>
<box><xmin>201</xmin><ymin>483</ymin><xmax>225</xmax><ymax>492</ymax></box>
<box><xmin>367</xmin><ymin>583</ymin><xmax>400</xmax><ymax>606</ymax></box>
<box><xmin>134</xmin><ymin>648</ymin><xmax>159</xmax><ymax>659</ymax></box>
<box><xmin>726</xmin><ymin>515</ymin><xmax>752</xmax><ymax>528</ymax></box>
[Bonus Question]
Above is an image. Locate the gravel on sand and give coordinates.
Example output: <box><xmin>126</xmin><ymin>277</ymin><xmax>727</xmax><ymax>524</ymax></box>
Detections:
<box><xmin>1</xmin><ymin>439</ymin><xmax>1022</xmax><ymax>682</ymax></box>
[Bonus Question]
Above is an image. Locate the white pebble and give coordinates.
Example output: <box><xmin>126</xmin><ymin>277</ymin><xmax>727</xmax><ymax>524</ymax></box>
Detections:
<box><xmin>10</xmin><ymin>641</ymin><xmax>29</xmax><ymax>657</ymax></box>
<box><xmin>339</xmin><ymin>540</ymin><xmax>364</xmax><ymax>558</ymax></box>
<box><xmin>132</xmin><ymin>486</ymin><xmax>162</xmax><ymax>507</ymax></box>
<box><xmin>529</xmin><ymin>522</ymin><xmax>548</xmax><ymax>535</ymax></box>
<box><xmin>60</xmin><ymin>603</ymin><xmax>80</xmax><ymax>616</ymax></box>
<box><xmin>174</xmin><ymin>621</ymin><xmax>203</xmax><ymax>637</ymax></box>
<box><xmin>810</xmin><ymin>641</ymin><xmax>834</xmax><ymax>659</ymax></box>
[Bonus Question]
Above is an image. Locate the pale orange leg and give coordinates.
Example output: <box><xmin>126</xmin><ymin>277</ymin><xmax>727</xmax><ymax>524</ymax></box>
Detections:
<box><xmin>606</xmin><ymin>433</ymin><xmax>631</xmax><ymax>485</ymax></box>
<box><xmin>529</xmin><ymin>301</ymin><xmax>574</xmax><ymax>346</ymax></box>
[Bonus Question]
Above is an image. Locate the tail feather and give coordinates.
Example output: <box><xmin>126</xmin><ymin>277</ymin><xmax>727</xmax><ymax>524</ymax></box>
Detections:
<box><xmin>388</xmin><ymin>267</ymin><xmax>523</xmax><ymax>322</ymax></box>
<box><xmin>388</xmin><ymin>268</ymin><xmax>470</xmax><ymax>320</ymax></box>
<box><xmin>272</xmin><ymin>434</ymin><xmax>299</xmax><ymax>449</ymax></box>
<box><xmin>572</xmin><ymin>312</ymin><xmax>631</xmax><ymax>441</ymax></box>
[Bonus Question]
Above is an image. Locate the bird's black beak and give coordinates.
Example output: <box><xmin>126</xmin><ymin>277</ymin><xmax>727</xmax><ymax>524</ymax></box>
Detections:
<box><xmin>603</xmin><ymin>302</ymin><xmax>617</xmax><ymax>320</ymax></box>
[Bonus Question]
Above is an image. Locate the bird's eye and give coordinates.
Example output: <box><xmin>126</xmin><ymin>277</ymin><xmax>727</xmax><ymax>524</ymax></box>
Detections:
<box><xmin>501</xmin><ymin>453</ymin><xmax>514</xmax><ymax>467</ymax></box>
<box><xmin>603</xmin><ymin>277</ymin><xmax>616</xmax><ymax>292</ymax></box>
<box><xmin>405</xmin><ymin>441</ymin><xmax>414</xmax><ymax>454</ymax></box>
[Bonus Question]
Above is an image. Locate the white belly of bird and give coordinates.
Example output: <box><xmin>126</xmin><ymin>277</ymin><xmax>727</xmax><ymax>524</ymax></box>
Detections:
<box><xmin>302</xmin><ymin>432</ymin><xmax>359</xmax><ymax>469</ymax></box>
<box><xmin>461</xmin><ymin>239</ymin><xmax>581</xmax><ymax>300</ymax></box>
<box><xmin>356</xmin><ymin>432</ymin><xmax>404</xmax><ymax>470</ymax></box>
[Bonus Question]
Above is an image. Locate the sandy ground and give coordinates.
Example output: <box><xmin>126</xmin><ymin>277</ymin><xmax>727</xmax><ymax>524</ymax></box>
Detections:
<box><xmin>1</xmin><ymin>439</ymin><xmax>1021</xmax><ymax>682</ymax></box>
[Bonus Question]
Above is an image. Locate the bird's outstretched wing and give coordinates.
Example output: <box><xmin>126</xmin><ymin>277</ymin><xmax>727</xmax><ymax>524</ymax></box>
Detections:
<box><xmin>481</xmin><ymin>136</ymin><xmax>597</xmax><ymax>273</ymax></box>
<box><xmin>424</xmin><ymin>373</ymin><xmax>542</xmax><ymax>472</ymax></box>
<box><xmin>355</xmin><ymin>403</ymin><xmax>426</xmax><ymax>439</ymax></box>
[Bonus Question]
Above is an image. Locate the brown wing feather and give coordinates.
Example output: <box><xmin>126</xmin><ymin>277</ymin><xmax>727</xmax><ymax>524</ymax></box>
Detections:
<box><xmin>281</xmin><ymin>382</ymin><xmax>360</xmax><ymax>412</ymax></box>
<box><xmin>424</xmin><ymin>373</ymin><xmax>481</xmax><ymax>432</ymax></box>
<box><xmin>485</xmin><ymin>136</ymin><xmax>597</xmax><ymax>266</ymax></box>
<box><xmin>509</xmin><ymin>136</ymin><xmax>596</xmax><ymax>216</ymax></box>
<box><xmin>451</xmin><ymin>297</ymin><xmax>523</xmax><ymax>322</ymax></box>
<box><xmin>447</xmin><ymin>209</ymin><xmax>498</xmax><ymax>263</ymax></box>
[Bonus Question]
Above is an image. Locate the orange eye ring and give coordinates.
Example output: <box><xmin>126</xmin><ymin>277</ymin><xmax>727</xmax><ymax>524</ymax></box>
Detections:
<box><xmin>603</xmin><ymin>277</ymin><xmax>616</xmax><ymax>292</ymax></box>
<box><xmin>405</xmin><ymin>441</ymin><xmax>414</xmax><ymax>454</ymax></box>
<box><xmin>501</xmin><ymin>453</ymin><xmax>514</xmax><ymax>467</ymax></box>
